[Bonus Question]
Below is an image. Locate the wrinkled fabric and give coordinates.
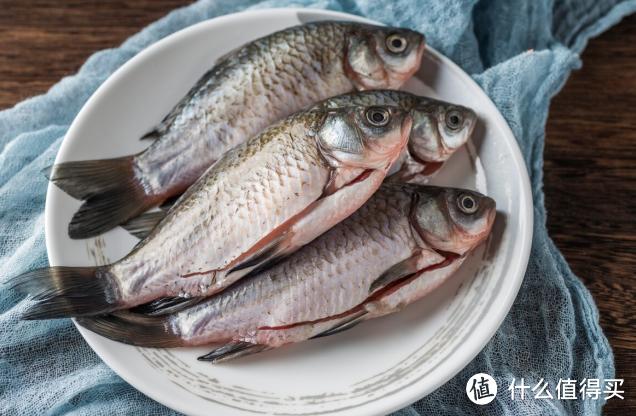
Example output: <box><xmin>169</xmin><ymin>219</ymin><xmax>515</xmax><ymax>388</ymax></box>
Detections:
<box><xmin>0</xmin><ymin>1</ymin><xmax>633</xmax><ymax>415</ymax></box>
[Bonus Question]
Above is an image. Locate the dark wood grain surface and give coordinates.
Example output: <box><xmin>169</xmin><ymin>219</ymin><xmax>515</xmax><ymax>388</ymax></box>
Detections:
<box><xmin>544</xmin><ymin>14</ymin><xmax>636</xmax><ymax>415</ymax></box>
<box><xmin>0</xmin><ymin>1</ymin><xmax>633</xmax><ymax>413</ymax></box>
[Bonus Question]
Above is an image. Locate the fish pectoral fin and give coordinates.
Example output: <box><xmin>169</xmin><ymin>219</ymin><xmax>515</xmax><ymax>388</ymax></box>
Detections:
<box><xmin>76</xmin><ymin>311</ymin><xmax>182</xmax><ymax>347</ymax></box>
<box><xmin>140</xmin><ymin>128</ymin><xmax>161</xmax><ymax>141</ymax></box>
<box><xmin>370</xmin><ymin>248</ymin><xmax>449</xmax><ymax>294</ymax></box>
<box><xmin>159</xmin><ymin>196</ymin><xmax>179</xmax><ymax>212</ymax></box>
<box><xmin>130</xmin><ymin>296</ymin><xmax>205</xmax><ymax>316</ymax></box>
<box><xmin>121</xmin><ymin>196</ymin><xmax>179</xmax><ymax>239</ymax></box>
<box><xmin>369</xmin><ymin>252</ymin><xmax>423</xmax><ymax>293</ymax></box>
<box><xmin>121</xmin><ymin>210</ymin><xmax>166</xmax><ymax>239</ymax></box>
<box><xmin>226</xmin><ymin>233</ymin><xmax>290</xmax><ymax>276</ymax></box>
<box><xmin>311</xmin><ymin>311</ymin><xmax>367</xmax><ymax>339</ymax></box>
<box><xmin>198</xmin><ymin>342</ymin><xmax>270</xmax><ymax>363</ymax></box>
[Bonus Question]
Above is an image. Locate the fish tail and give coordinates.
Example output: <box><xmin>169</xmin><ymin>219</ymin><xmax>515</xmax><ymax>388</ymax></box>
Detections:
<box><xmin>47</xmin><ymin>156</ymin><xmax>153</xmax><ymax>239</ymax></box>
<box><xmin>77</xmin><ymin>312</ymin><xmax>183</xmax><ymax>347</ymax></box>
<box><xmin>46</xmin><ymin>156</ymin><xmax>135</xmax><ymax>200</ymax></box>
<box><xmin>10</xmin><ymin>266</ymin><xmax>121</xmax><ymax>319</ymax></box>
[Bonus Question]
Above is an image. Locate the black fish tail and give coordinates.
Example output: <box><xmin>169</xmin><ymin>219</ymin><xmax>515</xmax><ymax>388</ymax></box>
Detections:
<box><xmin>10</xmin><ymin>266</ymin><xmax>121</xmax><ymax>319</ymax></box>
<box><xmin>47</xmin><ymin>156</ymin><xmax>135</xmax><ymax>200</ymax></box>
<box><xmin>47</xmin><ymin>156</ymin><xmax>154</xmax><ymax>239</ymax></box>
<box><xmin>77</xmin><ymin>312</ymin><xmax>182</xmax><ymax>347</ymax></box>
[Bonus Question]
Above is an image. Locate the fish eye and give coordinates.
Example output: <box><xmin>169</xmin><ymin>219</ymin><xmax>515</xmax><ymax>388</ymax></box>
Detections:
<box><xmin>458</xmin><ymin>193</ymin><xmax>479</xmax><ymax>214</ymax></box>
<box><xmin>445</xmin><ymin>110</ymin><xmax>463</xmax><ymax>130</ymax></box>
<box><xmin>386</xmin><ymin>34</ymin><xmax>408</xmax><ymax>54</ymax></box>
<box><xmin>365</xmin><ymin>107</ymin><xmax>391</xmax><ymax>127</ymax></box>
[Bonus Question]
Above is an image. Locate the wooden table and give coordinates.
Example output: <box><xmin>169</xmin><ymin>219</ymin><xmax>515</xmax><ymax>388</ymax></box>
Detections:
<box><xmin>1</xmin><ymin>1</ymin><xmax>633</xmax><ymax>413</ymax></box>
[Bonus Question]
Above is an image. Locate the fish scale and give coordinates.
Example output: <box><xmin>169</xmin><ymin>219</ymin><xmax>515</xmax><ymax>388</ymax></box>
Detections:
<box><xmin>48</xmin><ymin>23</ymin><xmax>425</xmax><ymax>238</ymax></box>
<box><xmin>74</xmin><ymin>184</ymin><xmax>495</xmax><ymax>359</ymax></box>
<box><xmin>114</xmin><ymin>112</ymin><xmax>331</xmax><ymax>298</ymax></box>
<box><xmin>11</xmin><ymin>101</ymin><xmax>412</xmax><ymax>321</ymax></box>
<box><xmin>171</xmin><ymin>186</ymin><xmax>420</xmax><ymax>343</ymax></box>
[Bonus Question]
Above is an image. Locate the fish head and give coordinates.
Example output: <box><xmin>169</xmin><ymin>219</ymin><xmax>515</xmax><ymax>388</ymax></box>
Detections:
<box><xmin>317</xmin><ymin>105</ymin><xmax>412</xmax><ymax>170</ymax></box>
<box><xmin>408</xmin><ymin>100</ymin><xmax>477</xmax><ymax>164</ymax></box>
<box><xmin>411</xmin><ymin>187</ymin><xmax>496</xmax><ymax>255</ymax></box>
<box><xmin>346</xmin><ymin>26</ymin><xmax>425</xmax><ymax>90</ymax></box>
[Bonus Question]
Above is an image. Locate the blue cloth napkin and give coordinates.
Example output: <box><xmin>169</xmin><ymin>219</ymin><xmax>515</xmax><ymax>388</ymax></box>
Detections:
<box><xmin>1</xmin><ymin>1</ymin><xmax>633</xmax><ymax>415</ymax></box>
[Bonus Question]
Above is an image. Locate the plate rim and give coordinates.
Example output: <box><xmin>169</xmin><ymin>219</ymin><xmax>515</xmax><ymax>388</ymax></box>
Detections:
<box><xmin>44</xmin><ymin>7</ymin><xmax>533</xmax><ymax>416</ymax></box>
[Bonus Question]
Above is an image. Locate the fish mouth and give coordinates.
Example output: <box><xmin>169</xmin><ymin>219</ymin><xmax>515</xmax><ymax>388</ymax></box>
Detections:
<box><xmin>407</xmin><ymin>141</ymin><xmax>445</xmax><ymax>174</ymax></box>
<box><xmin>407</xmin><ymin>142</ymin><xmax>455</xmax><ymax>165</ymax></box>
<box><xmin>393</xmin><ymin>158</ymin><xmax>444</xmax><ymax>183</ymax></box>
<box><xmin>410</xmin><ymin>109</ymin><xmax>477</xmax><ymax>164</ymax></box>
<box><xmin>407</xmin><ymin>128</ymin><xmax>450</xmax><ymax>165</ymax></box>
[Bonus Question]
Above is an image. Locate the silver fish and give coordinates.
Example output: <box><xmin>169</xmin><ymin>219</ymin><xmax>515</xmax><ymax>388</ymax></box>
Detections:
<box><xmin>76</xmin><ymin>184</ymin><xmax>496</xmax><ymax>361</ymax></box>
<box><xmin>13</xmin><ymin>104</ymin><xmax>412</xmax><ymax>318</ymax></box>
<box><xmin>121</xmin><ymin>90</ymin><xmax>477</xmax><ymax>240</ymax></box>
<box><xmin>320</xmin><ymin>90</ymin><xmax>477</xmax><ymax>182</ymax></box>
<box><xmin>48</xmin><ymin>22</ymin><xmax>425</xmax><ymax>238</ymax></box>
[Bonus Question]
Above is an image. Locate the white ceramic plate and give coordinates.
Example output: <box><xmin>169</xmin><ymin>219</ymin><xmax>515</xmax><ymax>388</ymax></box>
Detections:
<box><xmin>45</xmin><ymin>8</ymin><xmax>532</xmax><ymax>416</ymax></box>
